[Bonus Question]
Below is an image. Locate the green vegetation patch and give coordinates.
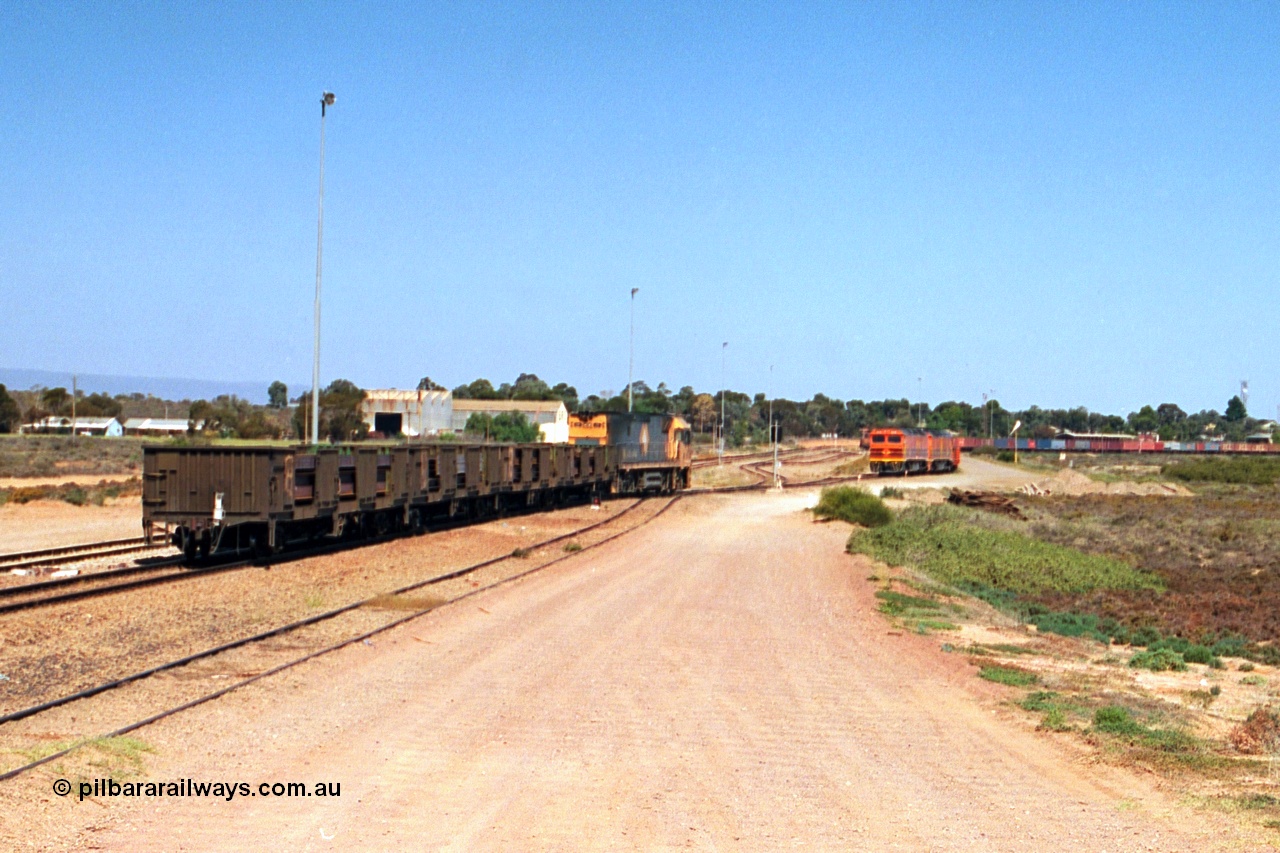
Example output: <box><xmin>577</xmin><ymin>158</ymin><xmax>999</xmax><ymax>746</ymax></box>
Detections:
<box><xmin>979</xmin><ymin>665</ymin><xmax>1038</xmax><ymax>687</ymax></box>
<box><xmin>848</xmin><ymin>505</ymin><xmax>1160</xmax><ymax>596</ymax></box>
<box><xmin>1091</xmin><ymin>706</ymin><xmax>1200</xmax><ymax>753</ymax></box>
<box><xmin>1128</xmin><ymin>648</ymin><xmax>1188</xmax><ymax>672</ymax></box>
<box><xmin>1162</xmin><ymin>457</ymin><xmax>1280</xmax><ymax>486</ymax></box>
<box><xmin>874</xmin><ymin>589</ymin><xmax>942</xmax><ymax>617</ymax></box>
<box><xmin>814</xmin><ymin>486</ymin><xmax>892</xmax><ymax>527</ymax></box>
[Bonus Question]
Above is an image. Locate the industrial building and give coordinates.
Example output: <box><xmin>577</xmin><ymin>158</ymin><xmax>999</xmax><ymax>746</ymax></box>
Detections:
<box><xmin>360</xmin><ymin>389</ymin><xmax>453</xmax><ymax>438</ymax></box>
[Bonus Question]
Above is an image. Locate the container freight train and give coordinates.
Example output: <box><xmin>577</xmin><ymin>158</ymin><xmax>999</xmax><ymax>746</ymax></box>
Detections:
<box><xmin>957</xmin><ymin>435</ymin><xmax>1280</xmax><ymax>455</ymax></box>
<box><xmin>867</xmin><ymin>428</ymin><xmax>962</xmax><ymax>475</ymax></box>
<box><xmin>143</xmin><ymin>414</ymin><xmax>692</xmax><ymax>561</ymax></box>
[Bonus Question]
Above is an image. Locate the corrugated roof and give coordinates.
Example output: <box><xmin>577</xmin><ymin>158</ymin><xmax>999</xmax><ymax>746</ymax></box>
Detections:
<box><xmin>124</xmin><ymin>418</ymin><xmax>196</xmax><ymax>430</ymax></box>
<box><xmin>363</xmin><ymin>389</ymin><xmax>451</xmax><ymax>403</ymax></box>
<box><xmin>452</xmin><ymin>399</ymin><xmax>566</xmax><ymax>413</ymax></box>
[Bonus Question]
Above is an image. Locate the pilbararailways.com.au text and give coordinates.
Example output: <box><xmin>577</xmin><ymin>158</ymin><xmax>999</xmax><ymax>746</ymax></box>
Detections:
<box><xmin>56</xmin><ymin>777</ymin><xmax>341</xmax><ymax>802</ymax></box>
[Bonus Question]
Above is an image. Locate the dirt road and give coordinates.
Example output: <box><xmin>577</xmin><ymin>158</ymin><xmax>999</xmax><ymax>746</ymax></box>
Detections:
<box><xmin>10</xmin><ymin>491</ymin><xmax>1264</xmax><ymax>850</ymax></box>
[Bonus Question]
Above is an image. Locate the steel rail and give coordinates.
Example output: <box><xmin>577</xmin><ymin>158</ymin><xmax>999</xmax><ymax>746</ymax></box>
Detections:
<box><xmin>0</xmin><ymin>495</ymin><xmax>678</xmax><ymax>782</ymax></box>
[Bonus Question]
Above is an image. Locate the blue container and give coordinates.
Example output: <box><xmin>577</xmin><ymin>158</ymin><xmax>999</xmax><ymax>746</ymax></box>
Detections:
<box><xmin>1036</xmin><ymin>439</ymin><xmax>1051</xmax><ymax>450</ymax></box>
<box><xmin>1050</xmin><ymin>440</ymin><xmax>1066</xmax><ymax>450</ymax></box>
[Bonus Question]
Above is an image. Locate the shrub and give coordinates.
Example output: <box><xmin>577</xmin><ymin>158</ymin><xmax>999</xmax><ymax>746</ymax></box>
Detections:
<box><xmin>814</xmin><ymin>487</ymin><xmax>892</xmax><ymax>528</ymax></box>
<box><xmin>1229</xmin><ymin>706</ymin><xmax>1280</xmax><ymax>754</ymax></box>
<box><xmin>996</xmin><ymin>450</ymin><xmax>1016</xmax><ymax>463</ymax></box>
<box><xmin>1094</xmin><ymin>705</ymin><xmax>1144</xmax><ymax>736</ymax></box>
<box><xmin>979</xmin><ymin>665</ymin><xmax>1038</xmax><ymax>687</ymax></box>
<box><xmin>880</xmin><ymin>486</ymin><xmax>904</xmax><ymax>499</ymax></box>
<box><xmin>1030</xmin><ymin>611</ymin><xmax>1109</xmax><ymax>643</ymax></box>
<box><xmin>1129</xmin><ymin>648</ymin><xmax>1187</xmax><ymax>671</ymax></box>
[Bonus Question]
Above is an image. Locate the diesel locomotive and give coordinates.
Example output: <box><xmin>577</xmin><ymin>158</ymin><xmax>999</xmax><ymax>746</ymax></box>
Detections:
<box><xmin>866</xmin><ymin>427</ymin><xmax>961</xmax><ymax>475</ymax></box>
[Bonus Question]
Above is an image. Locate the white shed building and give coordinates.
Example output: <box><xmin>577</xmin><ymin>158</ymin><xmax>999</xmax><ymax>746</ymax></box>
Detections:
<box><xmin>21</xmin><ymin>417</ymin><xmax>124</xmax><ymax>437</ymax></box>
<box><xmin>123</xmin><ymin>418</ymin><xmax>202</xmax><ymax>437</ymax></box>
<box><xmin>360</xmin><ymin>389</ymin><xmax>453</xmax><ymax>438</ymax></box>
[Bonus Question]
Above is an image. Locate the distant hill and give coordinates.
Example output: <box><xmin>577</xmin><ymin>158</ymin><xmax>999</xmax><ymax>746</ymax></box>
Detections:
<box><xmin>0</xmin><ymin>368</ymin><xmax>297</xmax><ymax>405</ymax></box>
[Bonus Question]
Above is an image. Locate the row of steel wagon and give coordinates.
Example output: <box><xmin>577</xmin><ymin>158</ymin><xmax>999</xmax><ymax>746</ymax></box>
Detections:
<box><xmin>144</xmin><ymin>415</ymin><xmax>692</xmax><ymax>561</ymax></box>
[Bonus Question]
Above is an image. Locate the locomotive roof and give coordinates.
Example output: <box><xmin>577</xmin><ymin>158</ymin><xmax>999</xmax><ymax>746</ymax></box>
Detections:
<box><xmin>869</xmin><ymin>427</ymin><xmax>955</xmax><ymax>437</ymax></box>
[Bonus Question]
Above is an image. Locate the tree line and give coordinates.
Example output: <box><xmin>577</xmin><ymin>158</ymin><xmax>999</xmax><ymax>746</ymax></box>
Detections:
<box><xmin>0</xmin><ymin>373</ymin><xmax>1270</xmax><ymax>447</ymax></box>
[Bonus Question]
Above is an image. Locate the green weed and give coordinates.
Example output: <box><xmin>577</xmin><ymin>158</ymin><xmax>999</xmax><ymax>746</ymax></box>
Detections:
<box><xmin>1129</xmin><ymin>648</ymin><xmax>1188</xmax><ymax>671</ymax></box>
<box><xmin>1092</xmin><ymin>706</ymin><xmax>1199</xmax><ymax>753</ymax></box>
<box><xmin>979</xmin><ymin>665</ymin><xmax>1038</xmax><ymax>687</ymax></box>
<box><xmin>814</xmin><ymin>486</ymin><xmax>892</xmax><ymax>528</ymax></box>
<box><xmin>848</xmin><ymin>505</ymin><xmax>1159</xmax><ymax>597</ymax></box>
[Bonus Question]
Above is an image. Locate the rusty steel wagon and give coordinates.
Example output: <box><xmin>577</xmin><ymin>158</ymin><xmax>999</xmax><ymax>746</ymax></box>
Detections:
<box><xmin>142</xmin><ymin>442</ymin><xmax>616</xmax><ymax>560</ymax></box>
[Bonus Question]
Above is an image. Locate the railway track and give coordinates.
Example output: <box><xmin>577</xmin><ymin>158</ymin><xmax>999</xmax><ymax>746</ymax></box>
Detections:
<box><xmin>0</xmin><ymin>496</ymin><xmax>628</xmax><ymax>615</ymax></box>
<box><xmin>0</xmin><ymin>494</ymin><xmax>679</xmax><ymax>781</ymax></box>
<box><xmin>0</xmin><ymin>456</ymin><xmax>871</xmax><ymax>615</ymax></box>
<box><xmin>0</xmin><ymin>477</ymin><xmax>911</xmax><ymax>781</ymax></box>
<box><xmin>0</xmin><ymin>536</ymin><xmax>168</xmax><ymax>574</ymax></box>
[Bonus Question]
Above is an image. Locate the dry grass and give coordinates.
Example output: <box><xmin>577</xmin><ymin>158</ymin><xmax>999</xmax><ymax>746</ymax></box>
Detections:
<box><xmin>1021</xmin><ymin>490</ymin><xmax>1280</xmax><ymax>646</ymax></box>
<box><xmin>0</xmin><ymin>436</ymin><xmax>145</xmax><ymax>478</ymax></box>
<box><xmin>362</xmin><ymin>594</ymin><xmax>446</xmax><ymax>612</ymax></box>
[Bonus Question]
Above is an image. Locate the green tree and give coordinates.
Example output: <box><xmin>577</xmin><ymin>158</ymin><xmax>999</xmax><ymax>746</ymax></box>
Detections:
<box><xmin>452</xmin><ymin>378</ymin><xmax>500</xmax><ymax>399</ymax></box>
<box><xmin>41</xmin><ymin>387</ymin><xmax>71</xmax><ymax>416</ymax></box>
<box><xmin>512</xmin><ymin>373</ymin><xmax>555</xmax><ymax>400</ymax></box>
<box><xmin>321</xmin><ymin>379</ymin><xmax>367</xmax><ymax>442</ymax></box>
<box><xmin>268</xmin><ymin>381</ymin><xmax>289</xmax><ymax>408</ymax></box>
<box><xmin>417</xmin><ymin>376</ymin><xmax>445</xmax><ymax>392</ymax></box>
<box><xmin>1225</xmin><ymin>395</ymin><xmax>1247</xmax><ymax>423</ymax></box>
<box><xmin>290</xmin><ymin>380</ymin><xmax>367</xmax><ymax>442</ymax></box>
<box><xmin>0</xmin><ymin>384</ymin><xmax>20</xmax><ymax>433</ymax></box>
<box><xmin>1127</xmin><ymin>405</ymin><xmax>1159</xmax><ymax>434</ymax></box>
<box><xmin>78</xmin><ymin>392</ymin><xmax>122</xmax><ymax>418</ymax></box>
<box><xmin>464</xmin><ymin>411</ymin><xmax>541</xmax><ymax>442</ymax></box>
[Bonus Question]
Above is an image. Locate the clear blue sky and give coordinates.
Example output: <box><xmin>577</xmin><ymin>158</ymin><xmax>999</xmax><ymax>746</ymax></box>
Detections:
<box><xmin>1</xmin><ymin>2</ymin><xmax>1277</xmax><ymax>417</ymax></box>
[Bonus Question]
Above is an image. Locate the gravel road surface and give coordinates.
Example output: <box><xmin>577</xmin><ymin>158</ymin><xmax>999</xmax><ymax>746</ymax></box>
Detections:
<box><xmin>7</xmin><ymin>490</ymin><xmax>1264</xmax><ymax>851</ymax></box>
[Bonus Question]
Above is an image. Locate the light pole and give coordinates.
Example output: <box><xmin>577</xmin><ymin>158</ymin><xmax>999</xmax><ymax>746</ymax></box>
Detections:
<box><xmin>1011</xmin><ymin>419</ymin><xmax>1022</xmax><ymax>465</ymax></box>
<box><xmin>719</xmin><ymin>341</ymin><xmax>728</xmax><ymax>465</ymax></box>
<box><xmin>770</xmin><ymin>364</ymin><xmax>779</xmax><ymax>487</ymax></box>
<box><xmin>627</xmin><ymin>287</ymin><xmax>639</xmax><ymax>413</ymax></box>
<box><xmin>310</xmin><ymin>90</ymin><xmax>336</xmax><ymax>447</ymax></box>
